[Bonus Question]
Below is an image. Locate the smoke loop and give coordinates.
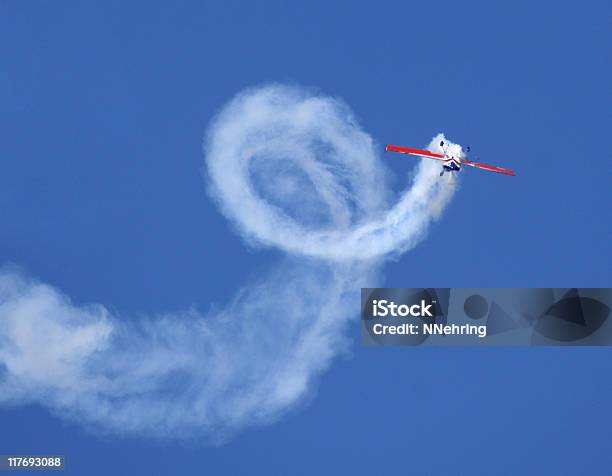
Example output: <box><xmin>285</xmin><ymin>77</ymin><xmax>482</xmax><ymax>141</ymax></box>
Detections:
<box><xmin>0</xmin><ymin>84</ymin><xmax>459</xmax><ymax>440</ymax></box>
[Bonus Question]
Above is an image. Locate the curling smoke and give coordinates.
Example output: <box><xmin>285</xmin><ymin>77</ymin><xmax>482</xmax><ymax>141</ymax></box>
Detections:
<box><xmin>0</xmin><ymin>85</ymin><xmax>459</xmax><ymax>440</ymax></box>
<box><xmin>206</xmin><ymin>85</ymin><xmax>459</xmax><ymax>260</ymax></box>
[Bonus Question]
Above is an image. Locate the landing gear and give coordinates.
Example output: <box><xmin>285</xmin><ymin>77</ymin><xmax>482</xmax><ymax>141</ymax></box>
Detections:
<box><xmin>439</xmin><ymin>168</ymin><xmax>445</xmax><ymax>177</ymax></box>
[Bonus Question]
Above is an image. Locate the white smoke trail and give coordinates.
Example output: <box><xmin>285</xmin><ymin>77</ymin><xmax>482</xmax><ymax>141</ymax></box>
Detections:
<box><xmin>206</xmin><ymin>85</ymin><xmax>459</xmax><ymax>260</ymax></box>
<box><xmin>0</xmin><ymin>84</ymin><xmax>459</xmax><ymax>440</ymax></box>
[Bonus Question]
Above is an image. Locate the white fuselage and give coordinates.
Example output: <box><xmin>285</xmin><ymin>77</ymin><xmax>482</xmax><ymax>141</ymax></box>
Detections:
<box><xmin>443</xmin><ymin>155</ymin><xmax>462</xmax><ymax>171</ymax></box>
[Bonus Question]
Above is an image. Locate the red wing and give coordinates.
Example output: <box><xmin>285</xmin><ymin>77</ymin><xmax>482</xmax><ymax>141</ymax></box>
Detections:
<box><xmin>385</xmin><ymin>145</ymin><xmax>445</xmax><ymax>161</ymax></box>
<box><xmin>461</xmin><ymin>159</ymin><xmax>516</xmax><ymax>176</ymax></box>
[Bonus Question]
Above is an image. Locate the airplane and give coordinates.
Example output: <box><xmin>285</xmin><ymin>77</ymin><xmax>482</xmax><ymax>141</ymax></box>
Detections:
<box><xmin>385</xmin><ymin>140</ymin><xmax>516</xmax><ymax>177</ymax></box>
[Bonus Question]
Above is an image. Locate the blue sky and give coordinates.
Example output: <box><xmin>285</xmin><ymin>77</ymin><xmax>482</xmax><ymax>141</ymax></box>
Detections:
<box><xmin>1</xmin><ymin>1</ymin><xmax>611</xmax><ymax>474</ymax></box>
